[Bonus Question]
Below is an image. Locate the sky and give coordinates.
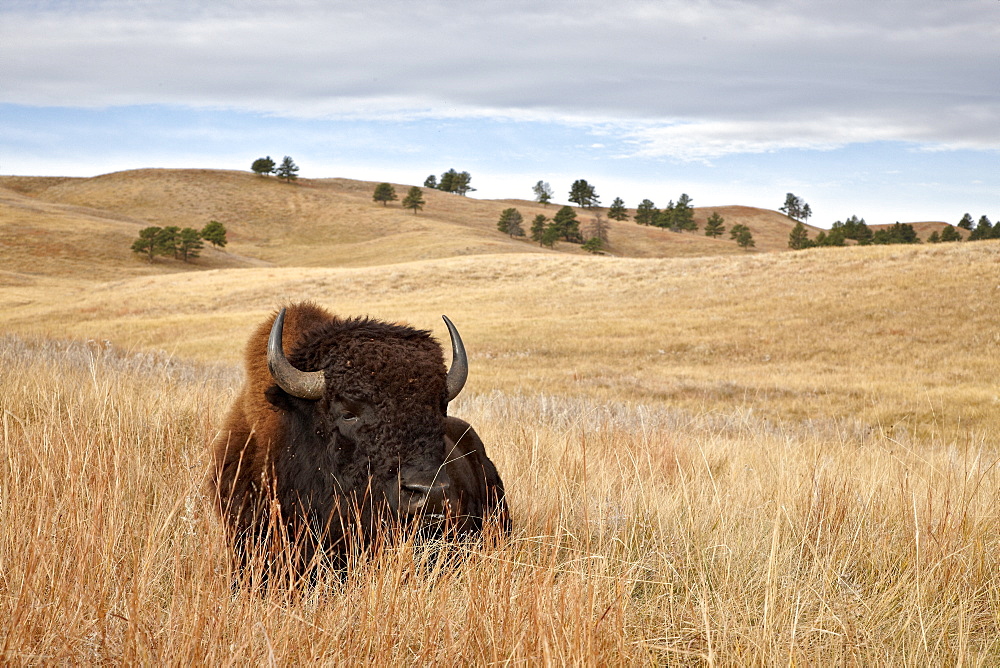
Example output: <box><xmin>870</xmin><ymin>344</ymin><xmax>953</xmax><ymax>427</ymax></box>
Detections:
<box><xmin>1</xmin><ymin>0</ymin><xmax>997</xmax><ymax>227</ymax></box>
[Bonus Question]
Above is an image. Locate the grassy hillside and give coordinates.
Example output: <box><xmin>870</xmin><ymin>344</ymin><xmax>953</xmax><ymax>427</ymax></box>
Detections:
<box><xmin>1</xmin><ymin>169</ymin><xmax>820</xmax><ymax>278</ymax></box>
<box><xmin>2</xmin><ymin>239</ymin><xmax>997</xmax><ymax>440</ymax></box>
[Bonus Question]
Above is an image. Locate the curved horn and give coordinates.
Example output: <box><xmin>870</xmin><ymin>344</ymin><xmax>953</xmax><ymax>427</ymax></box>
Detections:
<box><xmin>267</xmin><ymin>308</ymin><xmax>325</xmax><ymax>400</ymax></box>
<box><xmin>442</xmin><ymin>315</ymin><xmax>468</xmax><ymax>402</ymax></box>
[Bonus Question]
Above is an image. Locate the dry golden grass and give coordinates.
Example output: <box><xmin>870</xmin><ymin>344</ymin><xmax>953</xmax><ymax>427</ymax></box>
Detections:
<box><xmin>3</xmin><ymin>240</ymin><xmax>998</xmax><ymax>440</ymax></box>
<box><xmin>2</xmin><ymin>333</ymin><xmax>998</xmax><ymax>663</ymax></box>
<box><xmin>1</xmin><ymin>168</ymin><xmax>997</xmax><ymax>663</ymax></box>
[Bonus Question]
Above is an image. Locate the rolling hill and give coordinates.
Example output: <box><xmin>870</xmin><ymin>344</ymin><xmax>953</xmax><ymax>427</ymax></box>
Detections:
<box><xmin>1</xmin><ymin>168</ymin><xmax>824</xmax><ymax>280</ymax></box>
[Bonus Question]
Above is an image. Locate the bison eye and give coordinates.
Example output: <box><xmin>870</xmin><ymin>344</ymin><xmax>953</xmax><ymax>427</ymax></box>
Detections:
<box><xmin>340</xmin><ymin>412</ymin><xmax>358</xmax><ymax>423</ymax></box>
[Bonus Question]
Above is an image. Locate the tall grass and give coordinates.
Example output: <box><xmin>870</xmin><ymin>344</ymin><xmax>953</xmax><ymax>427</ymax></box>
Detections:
<box><xmin>2</xmin><ymin>333</ymin><xmax>998</xmax><ymax>664</ymax></box>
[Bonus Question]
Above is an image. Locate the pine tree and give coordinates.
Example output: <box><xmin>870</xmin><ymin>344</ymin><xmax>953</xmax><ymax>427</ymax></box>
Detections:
<box><xmin>788</xmin><ymin>221</ymin><xmax>811</xmax><ymax>249</ymax></box>
<box><xmin>131</xmin><ymin>226</ymin><xmax>163</xmax><ymax>262</ymax></box>
<box><xmin>373</xmin><ymin>183</ymin><xmax>397</xmax><ymax>206</ymax></box>
<box><xmin>201</xmin><ymin>221</ymin><xmax>227</xmax><ymax>248</ymax></box>
<box><xmin>157</xmin><ymin>226</ymin><xmax>181</xmax><ymax>259</ymax></box>
<box><xmin>734</xmin><ymin>225</ymin><xmax>756</xmax><ymax>250</ymax></box>
<box><xmin>552</xmin><ymin>206</ymin><xmax>581</xmax><ymax>242</ymax></box>
<box><xmin>673</xmin><ymin>194</ymin><xmax>696</xmax><ymax>231</ymax></box>
<box><xmin>654</xmin><ymin>201</ymin><xmax>675</xmax><ymax>230</ymax></box>
<box><xmin>969</xmin><ymin>215</ymin><xmax>993</xmax><ymax>241</ymax></box>
<box><xmin>927</xmin><ymin>230</ymin><xmax>941</xmax><ymax>243</ymax></box>
<box><xmin>939</xmin><ymin>225</ymin><xmax>961</xmax><ymax>242</ymax></box>
<box><xmin>541</xmin><ymin>222</ymin><xmax>561</xmax><ymax>248</ymax></box>
<box><xmin>532</xmin><ymin>181</ymin><xmax>554</xmax><ymax>206</ymax></box>
<box><xmin>401</xmin><ymin>186</ymin><xmax>425</xmax><ymax>214</ymax></box>
<box><xmin>581</xmin><ymin>237</ymin><xmax>603</xmax><ymax>253</ymax></box>
<box><xmin>423</xmin><ymin>175</ymin><xmax>438</xmax><ymax>188</ymax></box>
<box><xmin>275</xmin><ymin>156</ymin><xmax>299</xmax><ymax>182</ymax></box>
<box><xmin>957</xmin><ymin>213</ymin><xmax>974</xmax><ymax>230</ymax></box>
<box><xmin>177</xmin><ymin>227</ymin><xmax>204</xmax><ymax>262</ymax></box>
<box><xmin>780</xmin><ymin>193</ymin><xmax>811</xmax><ymax>222</ymax></box>
<box><xmin>438</xmin><ymin>169</ymin><xmax>457</xmax><ymax>192</ymax></box>
<box><xmin>497</xmin><ymin>207</ymin><xmax>525</xmax><ymax>237</ymax></box>
<box><xmin>530</xmin><ymin>214</ymin><xmax>548</xmax><ymax>244</ymax></box>
<box><xmin>568</xmin><ymin>180</ymin><xmax>599</xmax><ymax>209</ymax></box>
<box><xmin>251</xmin><ymin>156</ymin><xmax>275</xmax><ymax>176</ymax></box>
<box><xmin>453</xmin><ymin>171</ymin><xmax>474</xmax><ymax>196</ymax></box>
<box><xmin>704</xmin><ymin>211</ymin><xmax>725</xmax><ymax>238</ymax></box>
<box><xmin>607</xmin><ymin>197</ymin><xmax>629</xmax><ymax>221</ymax></box>
<box><xmin>634</xmin><ymin>199</ymin><xmax>658</xmax><ymax>226</ymax></box>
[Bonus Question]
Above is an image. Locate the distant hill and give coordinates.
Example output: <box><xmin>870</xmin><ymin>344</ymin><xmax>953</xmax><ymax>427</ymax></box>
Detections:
<box><xmin>1</xmin><ymin>168</ymin><xmax>847</xmax><ymax>280</ymax></box>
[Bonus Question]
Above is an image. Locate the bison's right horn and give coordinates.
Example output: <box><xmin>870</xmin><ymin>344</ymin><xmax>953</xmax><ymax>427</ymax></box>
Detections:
<box><xmin>442</xmin><ymin>315</ymin><xmax>468</xmax><ymax>402</ymax></box>
<box><xmin>267</xmin><ymin>308</ymin><xmax>325</xmax><ymax>400</ymax></box>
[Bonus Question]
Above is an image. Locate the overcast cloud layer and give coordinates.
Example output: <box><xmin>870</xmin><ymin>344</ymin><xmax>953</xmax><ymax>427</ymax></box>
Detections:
<box><xmin>4</xmin><ymin>0</ymin><xmax>999</xmax><ymax>158</ymax></box>
<box><xmin>0</xmin><ymin>0</ymin><xmax>997</xmax><ymax>223</ymax></box>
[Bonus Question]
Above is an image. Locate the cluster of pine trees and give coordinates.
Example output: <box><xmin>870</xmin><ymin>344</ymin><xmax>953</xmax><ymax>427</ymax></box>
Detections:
<box><xmin>951</xmin><ymin>214</ymin><xmax>999</xmax><ymax>242</ymax></box>
<box><xmin>497</xmin><ymin>205</ymin><xmax>609</xmax><ymax>252</ymax></box>
<box><xmin>622</xmin><ymin>194</ymin><xmax>699</xmax><ymax>232</ymax></box>
<box><xmin>790</xmin><ymin>213</ymin><xmax>997</xmax><ymax>249</ymax></box>
<box><xmin>250</xmin><ymin>156</ymin><xmax>299</xmax><ymax>182</ymax></box>
<box><xmin>788</xmin><ymin>217</ymin><xmax>923</xmax><ymax>248</ymax></box>
<box><xmin>423</xmin><ymin>169</ymin><xmax>475</xmax><ymax>196</ymax></box>
<box><xmin>131</xmin><ymin>221</ymin><xmax>226</xmax><ymax>262</ymax></box>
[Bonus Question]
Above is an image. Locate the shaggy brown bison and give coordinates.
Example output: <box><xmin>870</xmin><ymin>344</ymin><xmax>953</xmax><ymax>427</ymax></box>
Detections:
<box><xmin>209</xmin><ymin>302</ymin><xmax>509</xmax><ymax>582</ymax></box>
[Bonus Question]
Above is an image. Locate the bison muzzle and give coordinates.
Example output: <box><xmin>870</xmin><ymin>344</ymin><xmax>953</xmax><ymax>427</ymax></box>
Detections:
<box><xmin>209</xmin><ymin>302</ymin><xmax>509</xmax><ymax>582</ymax></box>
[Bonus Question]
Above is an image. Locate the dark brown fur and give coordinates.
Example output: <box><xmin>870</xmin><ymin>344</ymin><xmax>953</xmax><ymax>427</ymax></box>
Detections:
<box><xmin>209</xmin><ymin>302</ymin><xmax>508</xmax><ymax>580</ymax></box>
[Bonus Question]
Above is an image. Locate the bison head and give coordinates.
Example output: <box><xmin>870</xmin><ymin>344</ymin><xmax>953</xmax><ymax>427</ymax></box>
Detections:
<box><xmin>266</xmin><ymin>307</ymin><xmax>467</xmax><ymax>529</ymax></box>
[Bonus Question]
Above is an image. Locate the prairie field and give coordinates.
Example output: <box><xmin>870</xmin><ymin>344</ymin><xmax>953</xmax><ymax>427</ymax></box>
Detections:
<box><xmin>1</xmin><ymin>171</ymin><xmax>999</xmax><ymax>664</ymax></box>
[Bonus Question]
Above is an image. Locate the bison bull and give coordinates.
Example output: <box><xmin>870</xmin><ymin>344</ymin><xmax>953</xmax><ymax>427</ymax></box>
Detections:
<box><xmin>209</xmin><ymin>302</ymin><xmax>509</xmax><ymax>581</ymax></box>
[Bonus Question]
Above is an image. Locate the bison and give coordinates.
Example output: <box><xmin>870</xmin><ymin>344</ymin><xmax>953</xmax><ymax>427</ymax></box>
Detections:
<box><xmin>209</xmin><ymin>302</ymin><xmax>509</xmax><ymax>582</ymax></box>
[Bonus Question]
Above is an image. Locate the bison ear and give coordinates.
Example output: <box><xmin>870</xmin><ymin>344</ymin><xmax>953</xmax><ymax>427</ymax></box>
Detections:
<box><xmin>264</xmin><ymin>384</ymin><xmax>297</xmax><ymax>411</ymax></box>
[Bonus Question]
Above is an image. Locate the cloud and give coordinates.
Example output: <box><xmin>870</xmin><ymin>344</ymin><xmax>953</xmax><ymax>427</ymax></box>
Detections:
<box><xmin>1</xmin><ymin>0</ymin><xmax>998</xmax><ymax>159</ymax></box>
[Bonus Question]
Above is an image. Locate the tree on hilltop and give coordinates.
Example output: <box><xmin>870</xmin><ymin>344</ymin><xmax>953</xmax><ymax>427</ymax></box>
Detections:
<box><xmin>532</xmin><ymin>180</ymin><xmax>554</xmax><ymax>206</ymax></box>
<box><xmin>957</xmin><ymin>213</ymin><xmax>974</xmax><ymax>230</ymax></box>
<box><xmin>968</xmin><ymin>215</ymin><xmax>993</xmax><ymax>241</ymax></box>
<box><xmin>568</xmin><ymin>179</ymin><xmax>600</xmax><ymax>209</ymax></box>
<box><xmin>251</xmin><ymin>156</ymin><xmax>275</xmax><ymax>176</ymax></box>
<box><xmin>275</xmin><ymin>156</ymin><xmax>299</xmax><ymax>182</ymax></box>
<box><xmin>780</xmin><ymin>193</ymin><xmax>812</xmax><ymax>222</ymax></box>
<box><xmin>437</xmin><ymin>169</ymin><xmax>475</xmax><ymax>196</ymax></box>
<box><xmin>654</xmin><ymin>201</ymin><xmax>674</xmax><ymax>230</ymax></box>
<box><xmin>634</xmin><ymin>199</ymin><xmax>658</xmax><ymax>226</ymax></box>
<box><xmin>672</xmin><ymin>193</ymin><xmax>696</xmax><ymax>231</ymax></box>
<box><xmin>401</xmin><ymin>186</ymin><xmax>425</xmax><ymax>214</ymax></box>
<box><xmin>423</xmin><ymin>175</ymin><xmax>438</xmax><ymax>188</ymax></box>
<box><xmin>373</xmin><ymin>183</ymin><xmax>398</xmax><ymax>206</ymax></box>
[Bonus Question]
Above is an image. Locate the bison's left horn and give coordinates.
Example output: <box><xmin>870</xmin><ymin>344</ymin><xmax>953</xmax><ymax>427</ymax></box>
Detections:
<box><xmin>267</xmin><ymin>308</ymin><xmax>325</xmax><ymax>400</ymax></box>
<box><xmin>442</xmin><ymin>315</ymin><xmax>468</xmax><ymax>402</ymax></box>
